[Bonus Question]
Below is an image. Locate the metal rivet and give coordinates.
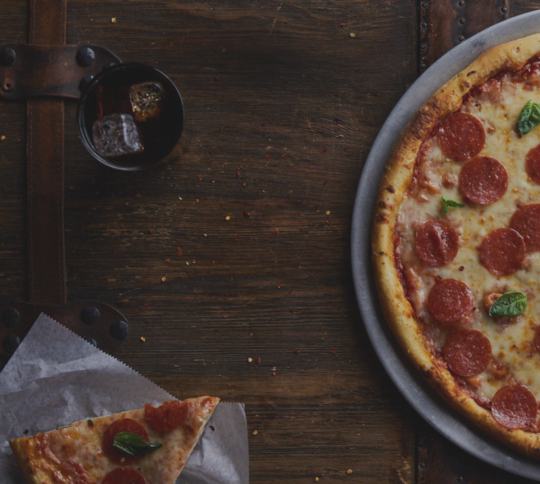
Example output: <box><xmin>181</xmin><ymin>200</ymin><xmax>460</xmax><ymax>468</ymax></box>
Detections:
<box><xmin>76</xmin><ymin>46</ymin><xmax>96</xmax><ymax>67</ymax></box>
<box><xmin>457</xmin><ymin>477</ymin><xmax>464</xmax><ymax>483</ymax></box>
<box><xmin>110</xmin><ymin>320</ymin><xmax>129</xmax><ymax>340</ymax></box>
<box><xmin>421</xmin><ymin>2</ymin><xmax>428</xmax><ymax>8</ymax></box>
<box><xmin>419</xmin><ymin>462</ymin><xmax>426</xmax><ymax>469</ymax></box>
<box><xmin>458</xmin><ymin>35</ymin><xmax>465</xmax><ymax>42</ymax></box>
<box><xmin>459</xmin><ymin>17</ymin><xmax>466</xmax><ymax>24</ymax></box>
<box><xmin>84</xmin><ymin>337</ymin><xmax>98</xmax><ymax>347</ymax></box>
<box><xmin>1</xmin><ymin>79</ymin><xmax>14</xmax><ymax>92</ymax></box>
<box><xmin>0</xmin><ymin>47</ymin><xmax>16</xmax><ymax>67</ymax></box>
<box><xmin>2</xmin><ymin>307</ymin><xmax>20</xmax><ymax>327</ymax></box>
<box><xmin>501</xmin><ymin>6</ymin><xmax>508</xmax><ymax>12</ymax></box>
<box><xmin>3</xmin><ymin>334</ymin><xmax>20</xmax><ymax>353</ymax></box>
<box><xmin>79</xmin><ymin>75</ymin><xmax>94</xmax><ymax>92</ymax></box>
<box><xmin>458</xmin><ymin>0</ymin><xmax>465</xmax><ymax>5</ymax></box>
<box><xmin>81</xmin><ymin>306</ymin><xmax>101</xmax><ymax>325</ymax></box>
<box><xmin>421</xmin><ymin>22</ymin><xmax>428</xmax><ymax>29</ymax></box>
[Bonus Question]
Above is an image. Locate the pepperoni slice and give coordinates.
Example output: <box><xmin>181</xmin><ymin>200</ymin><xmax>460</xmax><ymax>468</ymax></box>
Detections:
<box><xmin>526</xmin><ymin>145</ymin><xmax>540</xmax><ymax>184</ymax></box>
<box><xmin>438</xmin><ymin>112</ymin><xmax>485</xmax><ymax>162</ymax></box>
<box><xmin>427</xmin><ymin>279</ymin><xmax>475</xmax><ymax>323</ymax></box>
<box><xmin>443</xmin><ymin>329</ymin><xmax>491</xmax><ymax>377</ymax></box>
<box><xmin>414</xmin><ymin>220</ymin><xmax>459</xmax><ymax>267</ymax></box>
<box><xmin>510</xmin><ymin>204</ymin><xmax>540</xmax><ymax>251</ymax></box>
<box><xmin>145</xmin><ymin>400</ymin><xmax>190</xmax><ymax>433</ymax></box>
<box><xmin>491</xmin><ymin>384</ymin><xmax>537</xmax><ymax>430</ymax></box>
<box><xmin>102</xmin><ymin>467</ymin><xmax>146</xmax><ymax>484</ymax></box>
<box><xmin>479</xmin><ymin>228</ymin><xmax>525</xmax><ymax>276</ymax></box>
<box><xmin>102</xmin><ymin>418</ymin><xmax>149</xmax><ymax>465</ymax></box>
<box><xmin>458</xmin><ymin>157</ymin><xmax>508</xmax><ymax>205</ymax></box>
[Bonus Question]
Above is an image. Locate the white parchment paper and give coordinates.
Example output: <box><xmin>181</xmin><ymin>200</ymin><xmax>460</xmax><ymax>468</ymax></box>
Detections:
<box><xmin>0</xmin><ymin>313</ymin><xmax>249</xmax><ymax>484</ymax></box>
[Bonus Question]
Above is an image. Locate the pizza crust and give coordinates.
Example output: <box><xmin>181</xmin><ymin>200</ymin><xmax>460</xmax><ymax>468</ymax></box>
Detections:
<box><xmin>372</xmin><ymin>33</ymin><xmax>540</xmax><ymax>457</ymax></box>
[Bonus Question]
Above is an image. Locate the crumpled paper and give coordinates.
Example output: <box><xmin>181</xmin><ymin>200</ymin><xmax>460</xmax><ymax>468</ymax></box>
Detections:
<box><xmin>0</xmin><ymin>313</ymin><xmax>249</xmax><ymax>484</ymax></box>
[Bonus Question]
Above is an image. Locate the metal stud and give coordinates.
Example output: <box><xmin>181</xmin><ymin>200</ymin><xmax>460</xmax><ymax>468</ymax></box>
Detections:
<box><xmin>0</xmin><ymin>47</ymin><xmax>16</xmax><ymax>67</ymax></box>
<box><xmin>3</xmin><ymin>334</ymin><xmax>20</xmax><ymax>353</ymax></box>
<box><xmin>79</xmin><ymin>75</ymin><xmax>94</xmax><ymax>92</ymax></box>
<box><xmin>84</xmin><ymin>337</ymin><xmax>98</xmax><ymax>347</ymax></box>
<box><xmin>2</xmin><ymin>307</ymin><xmax>20</xmax><ymax>327</ymax></box>
<box><xmin>110</xmin><ymin>320</ymin><xmax>129</xmax><ymax>340</ymax></box>
<box><xmin>81</xmin><ymin>306</ymin><xmax>101</xmax><ymax>325</ymax></box>
<box><xmin>76</xmin><ymin>46</ymin><xmax>96</xmax><ymax>67</ymax></box>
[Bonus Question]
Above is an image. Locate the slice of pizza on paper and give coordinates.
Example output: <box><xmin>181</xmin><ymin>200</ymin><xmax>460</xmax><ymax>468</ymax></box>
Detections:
<box><xmin>9</xmin><ymin>396</ymin><xmax>219</xmax><ymax>484</ymax></box>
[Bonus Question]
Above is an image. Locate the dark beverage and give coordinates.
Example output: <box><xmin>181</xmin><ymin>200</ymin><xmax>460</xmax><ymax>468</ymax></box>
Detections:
<box><xmin>78</xmin><ymin>64</ymin><xmax>184</xmax><ymax>171</ymax></box>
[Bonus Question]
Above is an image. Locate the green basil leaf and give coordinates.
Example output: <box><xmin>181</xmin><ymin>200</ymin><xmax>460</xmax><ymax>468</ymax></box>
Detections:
<box><xmin>113</xmin><ymin>432</ymin><xmax>162</xmax><ymax>457</ymax></box>
<box><xmin>518</xmin><ymin>100</ymin><xmax>540</xmax><ymax>136</ymax></box>
<box><xmin>441</xmin><ymin>196</ymin><xmax>465</xmax><ymax>217</ymax></box>
<box><xmin>489</xmin><ymin>291</ymin><xmax>527</xmax><ymax>318</ymax></box>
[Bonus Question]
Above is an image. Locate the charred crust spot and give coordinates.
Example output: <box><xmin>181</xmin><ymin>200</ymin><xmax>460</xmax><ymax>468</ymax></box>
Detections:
<box><xmin>386</xmin><ymin>185</ymin><xmax>395</xmax><ymax>193</ymax></box>
<box><xmin>376</xmin><ymin>212</ymin><xmax>389</xmax><ymax>223</ymax></box>
<box><xmin>378</xmin><ymin>201</ymin><xmax>387</xmax><ymax>208</ymax></box>
<box><xmin>467</xmin><ymin>70</ymin><xmax>476</xmax><ymax>76</ymax></box>
<box><xmin>379</xmin><ymin>251</ymin><xmax>385</xmax><ymax>256</ymax></box>
<box><xmin>462</xmin><ymin>81</ymin><xmax>470</xmax><ymax>88</ymax></box>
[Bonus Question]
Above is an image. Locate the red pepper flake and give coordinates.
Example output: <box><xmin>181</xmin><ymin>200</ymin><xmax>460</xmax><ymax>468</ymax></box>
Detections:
<box><xmin>272</xmin><ymin>372</ymin><xmax>276</xmax><ymax>377</ymax></box>
<box><xmin>198</xmin><ymin>175</ymin><xmax>203</xmax><ymax>181</ymax></box>
<box><xmin>143</xmin><ymin>304</ymin><xmax>149</xmax><ymax>309</ymax></box>
<box><xmin>212</xmin><ymin>260</ymin><xmax>215</xmax><ymax>265</ymax></box>
<box><xmin>23</xmin><ymin>429</ymin><xmax>29</xmax><ymax>435</ymax></box>
<box><xmin>243</xmin><ymin>182</ymin><xmax>247</xmax><ymax>187</ymax></box>
<box><xmin>222</xmin><ymin>162</ymin><xmax>228</xmax><ymax>168</ymax></box>
<box><xmin>168</xmin><ymin>41</ymin><xmax>174</xmax><ymax>47</ymax></box>
<box><xmin>321</xmin><ymin>148</ymin><xmax>327</xmax><ymax>153</ymax></box>
<box><xmin>177</xmin><ymin>247</ymin><xmax>183</xmax><ymax>257</ymax></box>
<box><xmin>243</xmin><ymin>210</ymin><xmax>251</xmax><ymax>219</ymax></box>
<box><xmin>459</xmin><ymin>266</ymin><xmax>465</xmax><ymax>271</ymax></box>
<box><xmin>148</xmin><ymin>229</ymin><xmax>154</xmax><ymax>234</ymax></box>
<box><xmin>236</xmin><ymin>170</ymin><xmax>241</xmax><ymax>177</ymax></box>
<box><xmin>266</xmin><ymin>155</ymin><xmax>272</xmax><ymax>161</ymax></box>
<box><xmin>135</xmin><ymin>193</ymin><xmax>141</xmax><ymax>198</ymax></box>
<box><xmin>293</xmin><ymin>350</ymin><xmax>300</xmax><ymax>355</ymax></box>
<box><xmin>344</xmin><ymin>147</ymin><xmax>349</xmax><ymax>152</ymax></box>
<box><xmin>255</xmin><ymin>357</ymin><xmax>261</xmax><ymax>364</ymax></box>
<box><xmin>261</xmin><ymin>123</ymin><xmax>266</xmax><ymax>127</ymax></box>
<box><xmin>331</xmin><ymin>348</ymin><xmax>337</xmax><ymax>355</ymax></box>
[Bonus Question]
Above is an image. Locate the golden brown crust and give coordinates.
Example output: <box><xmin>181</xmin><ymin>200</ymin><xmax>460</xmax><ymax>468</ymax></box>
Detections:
<box><xmin>372</xmin><ymin>33</ymin><xmax>540</xmax><ymax>458</ymax></box>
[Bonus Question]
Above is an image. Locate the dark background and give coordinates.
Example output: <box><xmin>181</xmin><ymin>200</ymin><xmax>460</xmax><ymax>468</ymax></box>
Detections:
<box><xmin>2</xmin><ymin>0</ymin><xmax>540</xmax><ymax>482</ymax></box>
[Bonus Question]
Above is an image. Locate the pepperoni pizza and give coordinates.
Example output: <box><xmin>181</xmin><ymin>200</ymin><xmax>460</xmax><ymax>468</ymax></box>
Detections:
<box><xmin>9</xmin><ymin>397</ymin><xmax>219</xmax><ymax>484</ymax></box>
<box><xmin>373</xmin><ymin>33</ymin><xmax>540</xmax><ymax>457</ymax></box>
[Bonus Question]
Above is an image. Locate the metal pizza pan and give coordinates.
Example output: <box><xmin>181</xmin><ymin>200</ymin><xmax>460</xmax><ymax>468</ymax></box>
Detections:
<box><xmin>351</xmin><ymin>9</ymin><xmax>540</xmax><ymax>480</ymax></box>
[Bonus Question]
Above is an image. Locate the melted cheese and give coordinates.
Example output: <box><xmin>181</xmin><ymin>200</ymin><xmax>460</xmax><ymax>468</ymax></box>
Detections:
<box><xmin>396</xmin><ymin>64</ymin><xmax>540</xmax><ymax>403</ymax></box>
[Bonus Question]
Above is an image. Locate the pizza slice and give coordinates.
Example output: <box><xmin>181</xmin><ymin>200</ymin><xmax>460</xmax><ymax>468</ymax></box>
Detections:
<box><xmin>9</xmin><ymin>396</ymin><xmax>219</xmax><ymax>484</ymax></box>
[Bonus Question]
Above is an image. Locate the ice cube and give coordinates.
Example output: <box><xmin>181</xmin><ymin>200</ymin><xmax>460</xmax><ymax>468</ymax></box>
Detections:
<box><xmin>129</xmin><ymin>81</ymin><xmax>164</xmax><ymax>122</ymax></box>
<box><xmin>92</xmin><ymin>113</ymin><xmax>144</xmax><ymax>158</ymax></box>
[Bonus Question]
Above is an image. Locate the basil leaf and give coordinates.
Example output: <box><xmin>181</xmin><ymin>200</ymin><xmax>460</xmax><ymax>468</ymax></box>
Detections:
<box><xmin>518</xmin><ymin>100</ymin><xmax>540</xmax><ymax>136</ymax></box>
<box><xmin>113</xmin><ymin>432</ymin><xmax>162</xmax><ymax>457</ymax></box>
<box><xmin>489</xmin><ymin>291</ymin><xmax>527</xmax><ymax>318</ymax></box>
<box><xmin>441</xmin><ymin>196</ymin><xmax>465</xmax><ymax>217</ymax></box>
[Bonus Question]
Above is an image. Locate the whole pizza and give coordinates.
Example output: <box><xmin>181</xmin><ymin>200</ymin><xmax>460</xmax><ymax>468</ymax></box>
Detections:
<box><xmin>373</xmin><ymin>33</ymin><xmax>540</xmax><ymax>457</ymax></box>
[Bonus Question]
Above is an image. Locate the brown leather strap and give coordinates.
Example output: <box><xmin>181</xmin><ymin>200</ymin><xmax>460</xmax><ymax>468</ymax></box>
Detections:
<box><xmin>27</xmin><ymin>0</ymin><xmax>67</xmax><ymax>305</ymax></box>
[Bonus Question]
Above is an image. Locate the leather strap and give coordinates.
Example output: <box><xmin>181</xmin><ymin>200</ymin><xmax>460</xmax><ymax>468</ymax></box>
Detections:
<box><xmin>27</xmin><ymin>0</ymin><xmax>67</xmax><ymax>305</ymax></box>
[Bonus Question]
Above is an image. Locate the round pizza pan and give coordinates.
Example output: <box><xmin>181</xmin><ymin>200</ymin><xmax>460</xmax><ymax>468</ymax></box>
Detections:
<box><xmin>351</xmin><ymin>9</ymin><xmax>540</xmax><ymax>480</ymax></box>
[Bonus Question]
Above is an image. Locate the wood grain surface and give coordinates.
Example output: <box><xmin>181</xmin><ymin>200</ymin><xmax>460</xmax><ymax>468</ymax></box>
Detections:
<box><xmin>0</xmin><ymin>0</ymin><xmax>539</xmax><ymax>483</ymax></box>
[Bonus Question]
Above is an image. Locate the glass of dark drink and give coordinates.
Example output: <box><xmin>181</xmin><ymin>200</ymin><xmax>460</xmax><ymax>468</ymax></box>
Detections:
<box><xmin>77</xmin><ymin>63</ymin><xmax>184</xmax><ymax>171</ymax></box>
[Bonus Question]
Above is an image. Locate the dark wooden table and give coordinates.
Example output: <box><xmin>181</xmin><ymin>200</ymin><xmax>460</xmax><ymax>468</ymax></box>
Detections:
<box><xmin>2</xmin><ymin>0</ymin><xmax>540</xmax><ymax>482</ymax></box>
